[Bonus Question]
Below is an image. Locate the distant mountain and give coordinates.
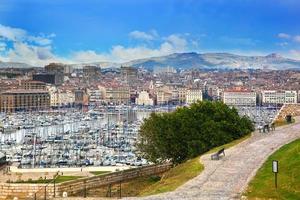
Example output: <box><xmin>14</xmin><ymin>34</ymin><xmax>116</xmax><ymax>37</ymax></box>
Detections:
<box><xmin>0</xmin><ymin>61</ymin><xmax>34</xmax><ymax>68</ymax></box>
<box><xmin>124</xmin><ymin>52</ymin><xmax>300</xmax><ymax>70</ymax></box>
<box><xmin>1</xmin><ymin>52</ymin><xmax>300</xmax><ymax>70</ymax></box>
<box><xmin>69</xmin><ymin>61</ymin><xmax>121</xmax><ymax>69</ymax></box>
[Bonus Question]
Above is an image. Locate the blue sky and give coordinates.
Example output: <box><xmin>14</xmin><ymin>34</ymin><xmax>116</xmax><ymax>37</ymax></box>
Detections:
<box><xmin>0</xmin><ymin>0</ymin><xmax>299</xmax><ymax>66</ymax></box>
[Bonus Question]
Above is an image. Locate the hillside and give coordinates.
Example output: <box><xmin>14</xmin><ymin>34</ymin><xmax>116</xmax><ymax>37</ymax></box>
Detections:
<box><xmin>1</xmin><ymin>52</ymin><xmax>300</xmax><ymax>70</ymax></box>
<box><xmin>125</xmin><ymin>52</ymin><xmax>300</xmax><ymax>70</ymax></box>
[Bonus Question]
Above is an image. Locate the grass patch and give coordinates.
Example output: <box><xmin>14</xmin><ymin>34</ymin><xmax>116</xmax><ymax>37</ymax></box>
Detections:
<box><xmin>274</xmin><ymin>118</ymin><xmax>295</xmax><ymax>127</ymax></box>
<box><xmin>205</xmin><ymin>134</ymin><xmax>251</xmax><ymax>155</ymax></box>
<box><xmin>83</xmin><ymin>175</ymin><xmax>162</xmax><ymax>197</ymax></box>
<box><xmin>139</xmin><ymin>156</ymin><xmax>203</xmax><ymax>196</ymax></box>
<box><xmin>11</xmin><ymin>175</ymin><xmax>83</xmax><ymax>184</ymax></box>
<box><xmin>55</xmin><ymin>175</ymin><xmax>83</xmax><ymax>183</ymax></box>
<box><xmin>90</xmin><ymin>171</ymin><xmax>110</xmax><ymax>176</ymax></box>
<box><xmin>245</xmin><ymin>139</ymin><xmax>300</xmax><ymax>200</ymax></box>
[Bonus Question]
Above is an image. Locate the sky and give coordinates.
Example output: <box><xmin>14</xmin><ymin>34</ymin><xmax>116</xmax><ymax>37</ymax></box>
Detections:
<box><xmin>0</xmin><ymin>0</ymin><xmax>300</xmax><ymax>66</ymax></box>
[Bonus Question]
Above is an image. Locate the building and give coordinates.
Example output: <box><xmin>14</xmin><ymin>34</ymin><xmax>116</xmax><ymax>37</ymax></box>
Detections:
<box><xmin>156</xmin><ymin>87</ymin><xmax>172</xmax><ymax>105</ymax></box>
<box><xmin>64</xmin><ymin>65</ymin><xmax>73</xmax><ymax>75</ymax></box>
<box><xmin>186</xmin><ymin>89</ymin><xmax>203</xmax><ymax>104</ymax></box>
<box><xmin>58</xmin><ymin>90</ymin><xmax>75</xmax><ymax>107</ymax></box>
<box><xmin>120</xmin><ymin>66</ymin><xmax>138</xmax><ymax>85</ymax></box>
<box><xmin>261</xmin><ymin>90</ymin><xmax>297</xmax><ymax>105</ymax></box>
<box><xmin>136</xmin><ymin>91</ymin><xmax>154</xmax><ymax>106</ymax></box>
<box><xmin>83</xmin><ymin>66</ymin><xmax>101</xmax><ymax>81</ymax></box>
<box><xmin>154</xmin><ymin>66</ymin><xmax>176</xmax><ymax>74</ymax></box>
<box><xmin>223</xmin><ymin>89</ymin><xmax>257</xmax><ymax>107</ymax></box>
<box><xmin>33</xmin><ymin>74</ymin><xmax>63</xmax><ymax>85</ymax></box>
<box><xmin>45</xmin><ymin>63</ymin><xmax>65</xmax><ymax>74</ymax></box>
<box><xmin>43</xmin><ymin>63</ymin><xmax>65</xmax><ymax>85</ymax></box>
<box><xmin>105</xmin><ymin>86</ymin><xmax>130</xmax><ymax>105</ymax></box>
<box><xmin>20</xmin><ymin>80</ymin><xmax>46</xmax><ymax>90</ymax></box>
<box><xmin>87</xmin><ymin>88</ymin><xmax>103</xmax><ymax>104</ymax></box>
<box><xmin>177</xmin><ymin>87</ymin><xmax>187</xmax><ymax>104</ymax></box>
<box><xmin>0</xmin><ymin>89</ymin><xmax>50</xmax><ymax>112</ymax></box>
<box><xmin>46</xmin><ymin>86</ymin><xmax>59</xmax><ymax>107</ymax></box>
<box><xmin>75</xmin><ymin>89</ymin><xmax>89</xmax><ymax>106</ymax></box>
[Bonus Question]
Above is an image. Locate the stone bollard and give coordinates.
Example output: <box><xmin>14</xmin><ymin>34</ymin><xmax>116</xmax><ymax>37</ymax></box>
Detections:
<box><xmin>63</xmin><ymin>191</ymin><xmax>68</xmax><ymax>198</ymax></box>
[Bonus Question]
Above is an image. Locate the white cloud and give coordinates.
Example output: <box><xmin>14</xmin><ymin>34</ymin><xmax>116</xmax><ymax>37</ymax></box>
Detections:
<box><xmin>278</xmin><ymin>33</ymin><xmax>291</xmax><ymax>39</ymax></box>
<box><xmin>72</xmin><ymin>34</ymin><xmax>189</xmax><ymax>63</ymax></box>
<box><xmin>0</xmin><ymin>42</ymin><xmax>6</xmax><ymax>51</ymax></box>
<box><xmin>129</xmin><ymin>30</ymin><xmax>158</xmax><ymax>41</ymax></box>
<box><xmin>71</xmin><ymin>50</ymin><xmax>110</xmax><ymax>63</ymax></box>
<box><xmin>288</xmin><ymin>50</ymin><xmax>300</xmax><ymax>60</ymax></box>
<box><xmin>277</xmin><ymin>42</ymin><xmax>289</xmax><ymax>47</ymax></box>
<box><xmin>0</xmin><ymin>25</ymin><xmax>193</xmax><ymax>66</ymax></box>
<box><xmin>0</xmin><ymin>24</ymin><xmax>61</xmax><ymax>66</ymax></box>
<box><xmin>293</xmin><ymin>35</ymin><xmax>300</xmax><ymax>43</ymax></box>
<box><xmin>4</xmin><ymin>42</ymin><xmax>62</xmax><ymax>66</ymax></box>
<box><xmin>28</xmin><ymin>36</ymin><xmax>52</xmax><ymax>46</ymax></box>
<box><xmin>0</xmin><ymin>24</ymin><xmax>27</xmax><ymax>41</ymax></box>
<box><xmin>0</xmin><ymin>24</ymin><xmax>54</xmax><ymax>46</ymax></box>
<box><xmin>278</xmin><ymin>33</ymin><xmax>300</xmax><ymax>44</ymax></box>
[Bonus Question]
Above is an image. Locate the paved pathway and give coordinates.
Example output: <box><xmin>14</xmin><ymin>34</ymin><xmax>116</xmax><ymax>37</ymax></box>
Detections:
<box><xmin>129</xmin><ymin>119</ymin><xmax>300</xmax><ymax>200</ymax></box>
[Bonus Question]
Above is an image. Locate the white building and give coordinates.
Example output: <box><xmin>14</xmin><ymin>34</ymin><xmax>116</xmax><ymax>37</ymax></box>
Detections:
<box><xmin>262</xmin><ymin>90</ymin><xmax>297</xmax><ymax>104</ymax></box>
<box><xmin>46</xmin><ymin>86</ymin><xmax>59</xmax><ymax>107</ymax></box>
<box><xmin>136</xmin><ymin>91</ymin><xmax>154</xmax><ymax>106</ymax></box>
<box><xmin>154</xmin><ymin>66</ymin><xmax>176</xmax><ymax>74</ymax></box>
<box><xmin>156</xmin><ymin>88</ymin><xmax>172</xmax><ymax>105</ymax></box>
<box><xmin>58</xmin><ymin>90</ymin><xmax>75</xmax><ymax>106</ymax></box>
<box><xmin>223</xmin><ymin>90</ymin><xmax>256</xmax><ymax>107</ymax></box>
<box><xmin>87</xmin><ymin>89</ymin><xmax>103</xmax><ymax>104</ymax></box>
<box><xmin>186</xmin><ymin>89</ymin><xmax>203</xmax><ymax>104</ymax></box>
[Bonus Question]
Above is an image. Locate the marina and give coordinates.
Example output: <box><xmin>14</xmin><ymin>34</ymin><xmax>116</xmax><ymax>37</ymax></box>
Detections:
<box><xmin>0</xmin><ymin>105</ymin><xmax>278</xmax><ymax>169</ymax></box>
<box><xmin>0</xmin><ymin>106</ymin><xmax>177</xmax><ymax>169</ymax></box>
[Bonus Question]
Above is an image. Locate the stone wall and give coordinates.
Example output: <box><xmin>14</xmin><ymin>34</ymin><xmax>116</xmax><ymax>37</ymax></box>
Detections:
<box><xmin>0</xmin><ymin>183</ymin><xmax>54</xmax><ymax>200</ymax></box>
<box><xmin>0</xmin><ymin>163</ymin><xmax>172</xmax><ymax>200</ymax></box>
<box><xmin>274</xmin><ymin>103</ymin><xmax>300</xmax><ymax>122</ymax></box>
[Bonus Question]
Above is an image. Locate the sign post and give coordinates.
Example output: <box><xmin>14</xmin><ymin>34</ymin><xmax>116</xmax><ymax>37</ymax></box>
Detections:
<box><xmin>272</xmin><ymin>160</ymin><xmax>278</xmax><ymax>188</ymax></box>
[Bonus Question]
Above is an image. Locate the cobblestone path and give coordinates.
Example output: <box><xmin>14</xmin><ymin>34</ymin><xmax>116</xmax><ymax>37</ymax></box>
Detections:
<box><xmin>131</xmin><ymin>120</ymin><xmax>300</xmax><ymax>200</ymax></box>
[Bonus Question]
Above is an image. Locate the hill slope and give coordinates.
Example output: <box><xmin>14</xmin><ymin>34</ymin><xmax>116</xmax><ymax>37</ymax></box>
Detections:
<box><xmin>125</xmin><ymin>52</ymin><xmax>300</xmax><ymax>70</ymax></box>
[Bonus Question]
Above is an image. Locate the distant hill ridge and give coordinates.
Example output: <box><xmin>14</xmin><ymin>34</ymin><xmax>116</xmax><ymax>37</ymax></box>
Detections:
<box><xmin>0</xmin><ymin>52</ymin><xmax>300</xmax><ymax>70</ymax></box>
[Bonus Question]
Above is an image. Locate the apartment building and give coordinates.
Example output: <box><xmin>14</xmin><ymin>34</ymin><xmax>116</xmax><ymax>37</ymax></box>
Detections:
<box><xmin>136</xmin><ymin>91</ymin><xmax>154</xmax><ymax>106</ymax></box>
<box><xmin>0</xmin><ymin>89</ymin><xmax>50</xmax><ymax>112</ymax></box>
<box><xmin>186</xmin><ymin>89</ymin><xmax>203</xmax><ymax>104</ymax></box>
<box><xmin>261</xmin><ymin>90</ymin><xmax>297</xmax><ymax>104</ymax></box>
<box><xmin>223</xmin><ymin>89</ymin><xmax>257</xmax><ymax>107</ymax></box>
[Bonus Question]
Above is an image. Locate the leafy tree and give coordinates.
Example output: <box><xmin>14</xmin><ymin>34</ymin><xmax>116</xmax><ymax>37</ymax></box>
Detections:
<box><xmin>137</xmin><ymin>101</ymin><xmax>254</xmax><ymax>164</ymax></box>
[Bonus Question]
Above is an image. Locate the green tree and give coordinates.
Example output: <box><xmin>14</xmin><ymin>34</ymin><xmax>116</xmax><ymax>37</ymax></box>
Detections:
<box><xmin>137</xmin><ymin>101</ymin><xmax>254</xmax><ymax>164</ymax></box>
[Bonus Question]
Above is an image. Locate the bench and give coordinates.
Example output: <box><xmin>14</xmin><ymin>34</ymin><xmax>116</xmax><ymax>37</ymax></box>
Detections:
<box><xmin>211</xmin><ymin>148</ymin><xmax>225</xmax><ymax>160</ymax></box>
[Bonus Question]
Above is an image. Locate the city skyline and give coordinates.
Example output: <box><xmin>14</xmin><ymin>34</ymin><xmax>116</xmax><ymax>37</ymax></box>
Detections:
<box><xmin>0</xmin><ymin>0</ymin><xmax>300</xmax><ymax>66</ymax></box>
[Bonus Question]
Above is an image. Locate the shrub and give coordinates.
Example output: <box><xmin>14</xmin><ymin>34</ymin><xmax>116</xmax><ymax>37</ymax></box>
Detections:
<box><xmin>137</xmin><ymin>101</ymin><xmax>254</xmax><ymax>164</ymax></box>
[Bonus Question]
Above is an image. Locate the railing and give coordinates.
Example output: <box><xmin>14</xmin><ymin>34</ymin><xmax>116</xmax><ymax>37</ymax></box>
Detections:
<box><xmin>33</xmin><ymin>172</ymin><xmax>59</xmax><ymax>200</ymax></box>
<box><xmin>56</xmin><ymin>163</ymin><xmax>172</xmax><ymax>197</ymax></box>
<box><xmin>0</xmin><ymin>163</ymin><xmax>172</xmax><ymax>199</ymax></box>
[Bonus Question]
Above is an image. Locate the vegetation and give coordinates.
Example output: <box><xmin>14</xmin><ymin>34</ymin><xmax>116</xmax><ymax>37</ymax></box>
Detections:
<box><xmin>274</xmin><ymin>118</ymin><xmax>295</xmax><ymax>127</ymax></box>
<box><xmin>85</xmin><ymin>175</ymin><xmax>163</xmax><ymax>197</ymax></box>
<box><xmin>245</xmin><ymin>139</ymin><xmax>300</xmax><ymax>200</ymax></box>
<box><xmin>137</xmin><ymin>101</ymin><xmax>254</xmax><ymax>164</ymax></box>
<box><xmin>205</xmin><ymin>134</ymin><xmax>251</xmax><ymax>155</ymax></box>
<box><xmin>11</xmin><ymin>175</ymin><xmax>83</xmax><ymax>184</ymax></box>
<box><xmin>90</xmin><ymin>171</ymin><xmax>110</xmax><ymax>175</ymax></box>
<box><xmin>86</xmin><ymin>156</ymin><xmax>203</xmax><ymax>197</ymax></box>
<box><xmin>139</xmin><ymin>156</ymin><xmax>203</xmax><ymax>196</ymax></box>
